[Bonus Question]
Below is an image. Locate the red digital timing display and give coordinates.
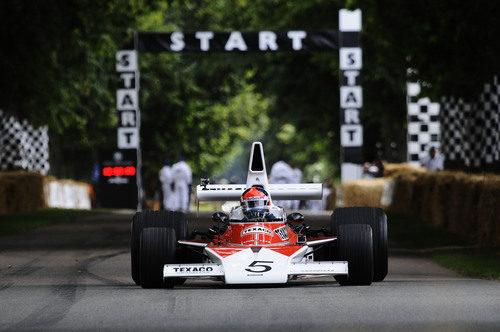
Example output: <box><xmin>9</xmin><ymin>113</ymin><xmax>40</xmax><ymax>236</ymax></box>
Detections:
<box><xmin>102</xmin><ymin>166</ymin><xmax>136</xmax><ymax>177</ymax></box>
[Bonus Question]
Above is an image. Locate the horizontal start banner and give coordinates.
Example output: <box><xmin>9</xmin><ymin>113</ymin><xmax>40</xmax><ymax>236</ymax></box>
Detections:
<box><xmin>137</xmin><ymin>30</ymin><xmax>338</xmax><ymax>53</ymax></box>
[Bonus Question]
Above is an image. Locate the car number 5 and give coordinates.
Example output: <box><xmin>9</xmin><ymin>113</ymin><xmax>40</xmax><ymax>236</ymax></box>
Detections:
<box><xmin>245</xmin><ymin>261</ymin><xmax>273</xmax><ymax>273</ymax></box>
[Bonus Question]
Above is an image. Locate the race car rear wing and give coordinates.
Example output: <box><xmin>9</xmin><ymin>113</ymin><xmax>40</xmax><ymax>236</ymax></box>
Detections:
<box><xmin>196</xmin><ymin>142</ymin><xmax>323</xmax><ymax>202</ymax></box>
<box><xmin>196</xmin><ymin>183</ymin><xmax>323</xmax><ymax>201</ymax></box>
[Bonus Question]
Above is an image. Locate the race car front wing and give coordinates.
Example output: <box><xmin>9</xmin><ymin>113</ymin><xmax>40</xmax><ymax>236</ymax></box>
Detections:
<box><xmin>164</xmin><ymin>247</ymin><xmax>348</xmax><ymax>284</ymax></box>
<box><xmin>164</xmin><ymin>261</ymin><xmax>348</xmax><ymax>279</ymax></box>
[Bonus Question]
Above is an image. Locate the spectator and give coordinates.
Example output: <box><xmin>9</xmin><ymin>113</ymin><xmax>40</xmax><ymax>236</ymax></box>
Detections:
<box><xmin>159</xmin><ymin>160</ymin><xmax>176</xmax><ymax>210</ymax></box>
<box><xmin>421</xmin><ymin>147</ymin><xmax>444</xmax><ymax>171</ymax></box>
<box><xmin>322</xmin><ymin>179</ymin><xmax>334</xmax><ymax>210</ymax></box>
<box><xmin>172</xmin><ymin>157</ymin><xmax>192</xmax><ymax>212</ymax></box>
<box><xmin>362</xmin><ymin>158</ymin><xmax>385</xmax><ymax>178</ymax></box>
<box><xmin>307</xmin><ymin>174</ymin><xmax>323</xmax><ymax>211</ymax></box>
<box><xmin>289</xmin><ymin>161</ymin><xmax>302</xmax><ymax>210</ymax></box>
<box><xmin>269</xmin><ymin>160</ymin><xmax>293</xmax><ymax>209</ymax></box>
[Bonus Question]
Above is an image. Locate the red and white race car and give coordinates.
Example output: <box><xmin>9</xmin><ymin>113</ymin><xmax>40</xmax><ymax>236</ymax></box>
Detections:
<box><xmin>131</xmin><ymin>142</ymin><xmax>388</xmax><ymax>288</ymax></box>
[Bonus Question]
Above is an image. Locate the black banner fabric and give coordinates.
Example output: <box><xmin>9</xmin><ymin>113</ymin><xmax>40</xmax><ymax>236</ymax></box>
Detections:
<box><xmin>137</xmin><ymin>30</ymin><xmax>338</xmax><ymax>53</ymax></box>
<box><xmin>343</xmin><ymin>147</ymin><xmax>364</xmax><ymax>164</ymax></box>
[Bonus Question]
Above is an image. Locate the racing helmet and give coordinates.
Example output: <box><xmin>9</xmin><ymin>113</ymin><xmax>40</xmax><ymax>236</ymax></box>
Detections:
<box><xmin>241</xmin><ymin>186</ymin><xmax>271</xmax><ymax>220</ymax></box>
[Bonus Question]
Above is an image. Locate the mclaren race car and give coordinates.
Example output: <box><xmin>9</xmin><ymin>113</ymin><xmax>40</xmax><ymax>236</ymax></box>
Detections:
<box><xmin>131</xmin><ymin>142</ymin><xmax>388</xmax><ymax>288</ymax></box>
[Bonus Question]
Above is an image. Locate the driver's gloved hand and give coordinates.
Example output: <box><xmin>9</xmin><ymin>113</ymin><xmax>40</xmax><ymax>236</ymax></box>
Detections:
<box><xmin>208</xmin><ymin>225</ymin><xmax>227</xmax><ymax>236</ymax></box>
<box><xmin>290</xmin><ymin>223</ymin><xmax>310</xmax><ymax>235</ymax></box>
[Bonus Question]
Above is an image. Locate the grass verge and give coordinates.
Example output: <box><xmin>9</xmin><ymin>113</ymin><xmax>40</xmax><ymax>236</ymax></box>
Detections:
<box><xmin>388</xmin><ymin>212</ymin><xmax>500</xmax><ymax>280</ymax></box>
<box><xmin>0</xmin><ymin>208</ymin><xmax>110</xmax><ymax>237</ymax></box>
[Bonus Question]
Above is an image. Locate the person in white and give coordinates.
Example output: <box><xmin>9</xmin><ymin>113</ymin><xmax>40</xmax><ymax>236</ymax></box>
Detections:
<box><xmin>322</xmin><ymin>179</ymin><xmax>333</xmax><ymax>211</ymax></box>
<box><xmin>307</xmin><ymin>174</ymin><xmax>323</xmax><ymax>211</ymax></box>
<box><xmin>269</xmin><ymin>160</ymin><xmax>293</xmax><ymax>209</ymax></box>
<box><xmin>159</xmin><ymin>160</ymin><xmax>176</xmax><ymax>210</ymax></box>
<box><xmin>172</xmin><ymin>157</ymin><xmax>192</xmax><ymax>212</ymax></box>
<box><xmin>420</xmin><ymin>147</ymin><xmax>444</xmax><ymax>171</ymax></box>
<box><xmin>289</xmin><ymin>161</ymin><xmax>302</xmax><ymax>210</ymax></box>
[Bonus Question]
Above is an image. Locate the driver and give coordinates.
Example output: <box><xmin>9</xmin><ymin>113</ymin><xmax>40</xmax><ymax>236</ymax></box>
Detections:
<box><xmin>232</xmin><ymin>185</ymin><xmax>281</xmax><ymax>221</ymax></box>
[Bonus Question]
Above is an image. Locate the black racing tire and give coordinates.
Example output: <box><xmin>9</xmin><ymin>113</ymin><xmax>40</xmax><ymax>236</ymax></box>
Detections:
<box><xmin>331</xmin><ymin>207</ymin><xmax>388</xmax><ymax>282</ymax></box>
<box><xmin>172</xmin><ymin>211</ymin><xmax>188</xmax><ymax>240</ymax></box>
<box><xmin>140</xmin><ymin>227</ymin><xmax>177</xmax><ymax>289</ymax></box>
<box><xmin>131</xmin><ymin>210</ymin><xmax>188</xmax><ymax>285</ymax></box>
<box><xmin>131</xmin><ymin>212</ymin><xmax>145</xmax><ymax>285</ymax></box>
<box><xmin>334</xmin><ymin>224</ymin><xmax>373</xmax><ymax>286</ymax></box>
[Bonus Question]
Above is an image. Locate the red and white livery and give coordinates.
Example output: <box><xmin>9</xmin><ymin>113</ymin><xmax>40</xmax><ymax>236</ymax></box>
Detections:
<box><xmin>164</xmin><ymin>142</ymin><xmax>346</xmax><ymax>284</ymax></box>
<box><xmin>132</xmin><ymin>141</ymin><xmax>386</xmax><ymax>288</ymax></box>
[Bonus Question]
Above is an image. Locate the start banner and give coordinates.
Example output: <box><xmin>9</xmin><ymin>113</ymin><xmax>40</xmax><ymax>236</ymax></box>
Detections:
<box><xmin>137</xmin><ymin>30</ymin><xmax>338</xmax><ymax>53</ymax></box>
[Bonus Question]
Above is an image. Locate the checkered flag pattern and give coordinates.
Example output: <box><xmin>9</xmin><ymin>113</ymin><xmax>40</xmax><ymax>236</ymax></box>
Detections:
<box><xmin>0</xmin><ymin>110</ymin><xmax>50</xmax><ymax>175</ymax></box>
<box><xmin>407</xmin><ymin>83</ymin><xmax>441</xmax><ymax>167</ymax></box>
<box><xmin>439</xmin><ymin>76</ymin><xmax>500</xmax><ymax>169</ymax></box>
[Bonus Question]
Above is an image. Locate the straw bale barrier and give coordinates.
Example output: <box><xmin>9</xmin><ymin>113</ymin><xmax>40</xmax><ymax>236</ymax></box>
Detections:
<box><xmin>388</xmin><ymin>172</ymin><xmax>420</xmax><ymax>213</ymax></box>
<box><xmin>341</xmin><ymin>178</ymin><xmax>388</xmax><ymax>208</ymax></box>
<box><xmin>44</xmin><ymin>178</ymin><xmax>91</xmax><ymax>209</ymax></box>
<box><xmin>0</xmin><ymin>171</ymin><xmax>46</xmax><ymax>214</ymax></box>
<box><xmin>383</xmin><ymin>162</ymin><xmax>425</xmax><ymax>177</ymax></box>
<box><xmin>325</xmin><ymin>189</ymin><xmax>336</xmax><ymax>211</ymax></box>
<box><xmin>335</xmin><ymin>163</ymin><xmax>499</xmax><ymax>246</ymax></box>
<box><xmin>389</xmin><ymin>171</ymin><xmax>500</xmax><ymax>246</ymax></box>
<box><xmin>476</xmin><ymin>175</ymin><xmax>500</xmax><ymax>246</ymax></box>
<box><xmin>0</xmin><ymin>171</ymin><xmax>91</xmax><ymax>214</ymax></box>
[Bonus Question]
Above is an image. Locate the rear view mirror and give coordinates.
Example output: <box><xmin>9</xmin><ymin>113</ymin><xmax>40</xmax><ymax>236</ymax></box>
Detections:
<box><xmin>287</xmin><ymin>212</ymin><xmax>304</xmax><ymax>223</ymax></box>
<box><xmin>212</xmin><ymin>212</ymin><xmax>229</xmax><ymax>223</ymax></box>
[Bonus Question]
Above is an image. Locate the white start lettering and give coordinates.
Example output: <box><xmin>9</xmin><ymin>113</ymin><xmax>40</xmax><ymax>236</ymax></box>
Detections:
<box><xmin>241</xmin><ymin>226</ymin><xmax>273</xmax><ymax>236</ymax></box>
<box><xmin>274</xmin><ymin>226</ymin><xmax>289</xmax><ymax>240</ymax></box>
<box><xmin>173</xmin><ymin>266</ymin><xmax>214</xmax><ymax>273</ymax></box>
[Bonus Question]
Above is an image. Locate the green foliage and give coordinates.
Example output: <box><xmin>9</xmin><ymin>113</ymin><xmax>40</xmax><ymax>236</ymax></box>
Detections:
<box><xmin>353</xmin><ymin>0</ymin><xmax>500</xmax><ymax>99</ymax></box>
<box><xmin>0</xmin><ymin>208</ymin><xmax>108</xmax><ymax>236</ymax></box>
<box><xmin>0</xmin><ymin>0</ymin><xmax>153</xmax><ymax>178</ymax></box>
<box><xmin>432</xmin><ymin>248</ymin><xmax>500</xmax><ymax>280</ymax></box>
<box><xmin>388</xmin><ymin>212</ymin><xmax>500</xmax><ymax>280</ymax></box>
<box><xmin>0</xmin><ymin>0</ymin><xmax>498</xmax><ymax>186</ymax></box>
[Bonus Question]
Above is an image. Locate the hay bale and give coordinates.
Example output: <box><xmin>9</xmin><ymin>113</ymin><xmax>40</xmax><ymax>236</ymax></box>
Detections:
<box><xmin>446</xmin><ymin>174</ymin><xmax>469</xmax><ymax>236</ymax></box>
<box><xmin>414</xmin><ymin>173</ymin><xmax>437</xmax><ymax>224</ymax></box>
<box><xmin>326</xmin><ymin>188</ymin><xmax>336</xmax><ymax>210</ymax></box>
<box><xmin>389</xmin><ymin>173</ymin><xmax>428</xmax><ymax>215</ymax></box>
<box><xmin>0</xmin><ymin>175</ymin><xmax>10</xmax><ymax>214</ymax></box>
<box><xmin>44</xmin><ymin>178</ymin><xmax>91</xmax><ymax>209</ymax></box>
<box><xmin>476</xmin><ymin>175</ymin><xmax>500</xmax><ymax>246</ymax></box>
<box><xmin>459</xmin><ymin>175</ymin><xmax>484</xmax><ymax>240</ymax></box>
<box><xmin>446</xmin><ymin>173</ymin><xmax>483</xmax><ymax>238</ymax></box>
<box><xmin>383</xmin><ymin>168</ymin><xmax>499</xmax><ymax>246</ymax></box>
<box><xmin>388</xmin><ymin>172</ymin><xmax>421</xmax><ymax>213</ymax></box>
<box><xmin>341</xmin><ymin>178</ymin><xmax>388</xmax><ymax>208</ymax></box>
<box><xmin>427</xmin><ymin>172</ymin><xmax>462</xmax><ymax>228</ymax></box>
<box><xmin>383</xmin><ymin>162</ymin><xmax>426</xmax><ymax>177</ymax></box>
<box><xmin>0</xmin><ymin>171</ymin><xmax>46</xmax><ymax>214</ymax></box>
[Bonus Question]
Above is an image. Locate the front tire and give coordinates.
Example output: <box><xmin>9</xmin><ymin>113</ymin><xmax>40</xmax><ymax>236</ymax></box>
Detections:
<box><xmin>131</xmin><ymin>210</ymin><xmax>188</xmax><ymax>285</ymax></box>
<box><xmin>140</xmin><ymin>227</ymin><xmax>177</xmax><ymax>289</ymax></box>
<box><xmin>335</xmin><ymin>224</ymin><xmax>373</xmax><ymax>286</ymax></box>
<box><xmin>331</xmin><ymin>207</ymin><xmax>388</xmax><ymax>281</ymax></box>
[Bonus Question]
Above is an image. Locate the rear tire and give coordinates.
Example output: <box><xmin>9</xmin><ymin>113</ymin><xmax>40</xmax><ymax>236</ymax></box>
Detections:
<box><xmin>140</xmin><ymin>227</ymin><xmax>177</xmax><ymax>289</ymax></box>
<box><xmin>331</xmin><ymin>207</ymin><xmax>388</xmax><ymax>282</ymax></box>
<box><xmin>131</xmin><ymin>210</ymin><xmax>188</xmax><ymax>285</ymax></box>
<box><xmin>335</xmin><ymin>224</ymin><xmax>373</xmax><ymax>286</ymax></box>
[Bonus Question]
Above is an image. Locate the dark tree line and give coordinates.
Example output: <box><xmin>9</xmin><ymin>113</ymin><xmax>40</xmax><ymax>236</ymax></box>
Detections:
<box><xmin>0</xmin><ymin>0</ymin><xmax>498</xmax><ymax>185</ymax></box>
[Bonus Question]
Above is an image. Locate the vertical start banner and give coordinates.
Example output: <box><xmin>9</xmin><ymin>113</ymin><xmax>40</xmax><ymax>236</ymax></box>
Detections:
<box><xmin>115</xmin><ymin>50</ymin><xmax>142</xmax><ymax>209</ymax></box>
<box><xmin>339</xmin><ymin>9</ymin><xmax>363</xmax><ymax>182</ymax></box>
<box><xmin>116</xmin><ymin>50</ymin><xmax>139</xmax><ymax>149</ymax></box>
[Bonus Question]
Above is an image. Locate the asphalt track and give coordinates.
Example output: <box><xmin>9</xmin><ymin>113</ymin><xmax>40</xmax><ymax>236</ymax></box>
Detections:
<box><xmin>0</xmin><ymin>211</ymin><xmax>499</xmax><ymax>331</ymax></box>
